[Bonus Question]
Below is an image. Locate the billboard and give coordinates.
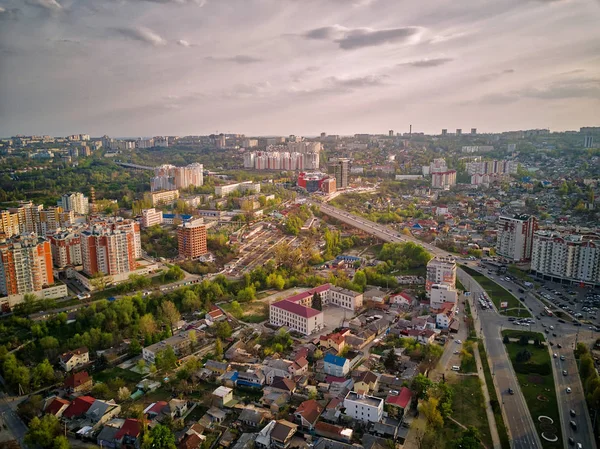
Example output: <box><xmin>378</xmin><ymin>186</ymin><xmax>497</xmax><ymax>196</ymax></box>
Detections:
<box><xmin>500</xmin><ymin>302</ymin><xmax>508</xmax><ymax>308</ymax></box>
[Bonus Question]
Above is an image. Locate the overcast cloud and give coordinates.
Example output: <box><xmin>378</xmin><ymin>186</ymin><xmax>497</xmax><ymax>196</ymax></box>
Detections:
<box><xmin>0</xmin><ymin>0</ymin><xmax>599</xmax><ymax>136</ymax></box>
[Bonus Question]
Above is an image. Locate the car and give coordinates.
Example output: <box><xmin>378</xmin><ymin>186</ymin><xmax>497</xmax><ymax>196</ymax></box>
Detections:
<box><xmin>569</xmin><ymin>437</ymin><xmax>575</xmax><ymax>446</ymax></box>
<box><xmin>508</xmin><ymin>388</ymin><xmax>514</xmax><ymax>395</ymax></box>
<box><xmin>558</xmin><ymin>319</ymin><xmax>566</xmax><ymax>323</ymax></box>
<box><xmin>563</xmin><ymin>370</ymin><xmax>568</xmax><ymax>376</ymax></box>
<box><xmin>570</xmin><ymin>409</ymin><xmax>576</xmax><ymax>417</ymax></box>
<box><xmin>456</xmin><ymin>340</ymin><xmax>462</xmax><ymax>344</ymax></box>
<box><xmin>550</xmin><ymin>325</ymin><xmax>555</xmax><ymax>330</ymax></box>
<box><xmin>577</xmin><ymin>443</ymin><xmax>583</xmax><ymax>449</ymax></box>
<box><xmin>558</xmin><ymin>344</ymin><xmax>562</xmax><ymax>348</ymax></box>
<box><xmin>561</xmin><ymin>355</ymin><xmax>566</xmax><ymax>361</ymax></box>
<box><xmin>574</xmin><ymin>322</ymin><xmax>582</xmax><ymax>327</ymax></box>
<box><xmin>553</xmin><ymin>333</ymin><xmax>557</xmax><ymax>337</ymax></box>
<box><xmin>567</xmin><ymin>387</ymin><xmax>572</xmax><ymax>393</ymax></box>
<box><xmin>453</xmin><ymin>350</ymin><xmax>459</xmax><ymax>354</ymax></box>
<box><xmin>553</xmin><ymin>353</ymin><xmax>558</xmax><ymax>358</ymax></box>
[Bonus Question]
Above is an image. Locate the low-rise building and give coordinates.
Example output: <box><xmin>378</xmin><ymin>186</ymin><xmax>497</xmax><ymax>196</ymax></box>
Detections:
<box><xmin>343</xmin><ymin>391</ymin><xmax>384</xmax><ymax>423</ymax></box>
<box><xmin>142</xmin><ymin>332</ymin><xmax>192</xmax><ymax>364</ymax></box>
<box><xmin>59</xmin><ymin>347</ymin><xmax>89</xmax><ymax>372</ymax></box>
<box><xmin>144</xmin><ymin>189</ymin><xmax>180</xmax><ymax>207</ymax></box>
<box><xmin>212</xmin><ymin>386</ymin><xmax>234</xmax><ymax>407</ymax></box>
<box><xmin>64</xmin><ymin>371</ymin><xmax>93</xmax><ymax>393</ymax></box>
<box><xmin>323</xmin><ymin>353</ymin><xmax>350</xmax><ymax>377</ymax></box>
<box><xmin>141</xmin><ymin>208</ymin><xmax>163</xmax><ymax>228</ymax></box>
<box><xmin>295</xmin><ymin>399</ymin><xmax>323</xmax><ymax>430</ymax></box>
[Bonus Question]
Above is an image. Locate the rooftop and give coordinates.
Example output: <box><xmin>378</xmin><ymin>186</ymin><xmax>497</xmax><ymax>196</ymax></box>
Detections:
<box><xmin>344</xmin><ymin>391</ymin><xmax>383</xmax><ymax>408</ymax></box>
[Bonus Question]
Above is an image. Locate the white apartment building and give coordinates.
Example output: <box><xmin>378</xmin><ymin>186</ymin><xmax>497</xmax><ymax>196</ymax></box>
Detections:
<box><xmin>287</xmin><ymin>141</ymin><xmax>322</xmax><ymax>154</ymax></box>
<box><xmin>269</xmin><ymin>299</ymin><xmax>324</xmax><ymax>336</ymax></box>
<box><xmin>49</xmin><ymin>231</ymin><xmax>82</xmax><ymax>268</ymax></box>
<box><xmin>136</xmin><ymin>138</ymin><xmax>154</xmax><ymax>148</ymax></box>
<box><xmin>466</xmin><ymin>160</ymin><xmax>519</xmax><ymax>175</ymax></box>
<box><xmin>325</xmin><ymin>286</ymin><xmax>363</xmax><ymax>311</ymax></box>
<box><xmin>243</xmin><ymin>151</ymin><xmax>319</xmax><ymax>171</ymax></box>
<box><xmin>431</xmin><ymin>170</ymin><xmax>457</xmax><ymax>189</ymax></box>
<box><xmin>343</xmin><ymin>391</ymin><xmax>383</xmax><ymax>423</ymax></box>
<box><xmin>141</xmin><ymin>208</ymin><xmax>163</xmax><ymax>228</ymax></box>
<box><xmin>429</xmin><ymin>158</ymin><xmax>448</xmax><ymax>173</ymax></box>
<box><xmin>426</xmin><ymin>257</ymin><xmax>456</xmax><ymax>294</ymax></box>
<box><xmin>215</xmin><ymin>182</ymin><xmax>261</xmax><ymax>198</ymax></box>
<box><xmin>58</xmin><ymin>192</ymin><xmax>89</xmax><ymax>215</ymax></box>
<box><xmin>430</xmin><ymin>284</ymin><xmax>458</xmax><ymax>309</ymax></box>
<box><xmin>151</xmin><ymin>163</ymin><xmax>203</xmax><ymax>192</ymax></box>
<box><xmin>496</xmin><ymin>214</ymin><xmax>538</xmax><ymax>262</ymax></box>
<box><xmin>531</xmin><ymin>231</ymin><xmax>600</xmax><ymax>286</ymax></box>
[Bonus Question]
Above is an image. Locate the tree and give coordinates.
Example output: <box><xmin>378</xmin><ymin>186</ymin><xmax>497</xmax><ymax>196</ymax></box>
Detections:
<box><xmin>139</xmin><ymin>313</ymin><xmax>158</xmax><ymax>336</ymax></box>
<box><xmin>503</xmin><ymin>335</ymin><xmax>510</xmax><ymax>344</ymax></box>
<box><xmin>160</xmin><ymin>300</ymin><xmax>181</xmax><ymax>335</ymax></box>
<box><xmin>519</xmin><ymin>335</ymin><xmax>529</xmax><ymax>346</ymax></box>
<box><xmin>230</xmin><ymin>301</ymin><xmax>243</xmax><ymax>318</ymax></box>
<box><xmin>25</xmin><ymin>415</ymin><xmax>61</xmax><ymax>448</ymax></box>
<box><xmin>419</xmin><ymin>397</ymin><xmax>444</xmax><ymax>428</ymax></box>
<box><xmin>17</xmin><ymin>394</ymin><xmax>43</xmax><ymax>421</ymax></box>
<box><xmin>237</xmin><ymin>285</ymin><xmax>256</xmax><ymax>302</ymax></box>
<box><xmin>52</xmin><ymin>436</ymin><xmax>70</xmax><ymax>449</ymax></box>
<box><xmin>91</xmin><ymin>383</ymin><xmax>111</xmax><ymax>400</ymax></box>
<box><xmin>118</xmin><ymin>386</ymin><xmax>131</xmax><ymax>402</ymax></box>
<box><xmin>516</xmin><ymin>349</ymin><xmax>532</xmax><ymax>363</ymax></box>
<box><xmin>188</xmin><ymin>329</ymin><xmax>198</xmax><ymax>350</ymax></box>
<box><xmin>452</xmin><ymin>426</ymin><xmax>481</xmax><ymax>449</ymax></box>
<box><xmin>384</xmin><ymin>349</ymin><xmax>397</xmax><ymax>370</ymax></box>
<box><xmin>90</xmin><ymin>272</ymin><xmax>111</xmax><ymax>291</ymax></box>
<box><xmin>136</xmin><ymin>359</ymin><xmax>147</xmax><ymax>373</ymax></box>
<box><xmin>353</xmin><ymin>270</ymin><xmax>367</xmax><ymax>289</ymax></box>
<box><xmin>214</xmin><ymin>321</ymin><xmax>232</xmax><ymax>339</ymax></box>
<box><xmin>155</xmin><ymin>346</ymin><xmax>178</xmax><ymax>371</ymax></box>
<box><xmin>311</xmin><ymin>293</ymin><xmax>322</xmax><ymax>311</ymax></box>
<box><xmin>411</xmin><ymin>374</ymin><xmax>433</xmax><ymax>400</ymax></box>
<box><xmin>214</xmin><ymin>338</ymin><xmax>223</xmax><ymax>360</ymax></box>
<box><xmin>141</xmin><ymin>424</ymin><xmax>176</xmax><ymax>449</ymax></box>
<box><xmin>313</xmin><ymin>349</ymin><xmax>323</xmax><ymax>360</ymax></box>
<box><xmin>182</xmin><ymin>290</ymin><xmax>201</xmax><ymax>312</ymax></box>
<box><xmin>32</xmin><ymin>359</ymin><xmax>55</xmax><ymax>388</ymax></box>
<box><xmin>266</xmin><ymin>273</ymin><xmax>285</xmax><ymax>290</ymax></box>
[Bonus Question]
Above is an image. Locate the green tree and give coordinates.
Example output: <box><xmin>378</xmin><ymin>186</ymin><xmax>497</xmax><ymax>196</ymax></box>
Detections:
<box><xmin>25</xmin><ymin>415</ymin><xmax>61</xmax><ymax>448</ymax></box>
<box><xmin>411</xmin><ymin>374</ymin><xmax>433</xmax><ymax>400</ymax></box>
<box><xmin>266</xmin><ymin>273</ymin><xmax>285</xmax><ymax>290</ymax></box>
<box><xmin>419</xmin><ymin>397</ymin><xmax>444</xmax><ymax>428</ymax></box>
<box><xmin>311</xmin><ymin>293</ymin><xmax>322</xmax><ymax>311</ymax></box>
<box><xmin>503</xmin><ymin>335</ymin><xmax>510</xmax><ymax>344</ymax></box>
<box><xmin>214</xmin><ymin>338</ymin><xmax>223</xmax><ymax>360</ymax></box>
<box><xmin>182</xmin><ymin>290</ymin><xmax>201</xmax><ymax>312</ymax></box>
<box><xmin>353</xmin><ymin>270</ymin><xmax>367</xmax><ymax>289</ymax></box>
<box><xmin>237</xmin><ymin>285</ymin><xmax>256</xmax><ymax>302</ymax></box>
<box><xmin>214</xmin><ymin>321</ymin><xmax>232</xmax><ymax>339</ymax></box>
<box><xmin>91</xmin><ymin>383</ymin><xmax>111</xmax><ymax>399</ymax></box>
<box><xmin>32</xmin><ymin>359</ymin><xmax>55</xmax><ymax>388</ymax></box>
<box><xmin>452</xmin><ymin>426</ymin><xmax>481</xmax><ymax>449</ymax></box>
<box><xmin>141</xmin><ymin>424</ymin><xmax>176</xmax><ymax>449</ymax></box>
<box><xmin>230</xmin><ymin>301</ymin><xmax>243</xmax><ymax>318</ymax></box>
<box><xmin>384</xmin><ymin>349</ymin><xmax>397</xmax><ymax>370</ymax></box>
<box><xmin>159</xmin><ymin>300</ymin><xmax>181</xmax><ymax>335</ymax></box>
<box><xmin>155</xmin><ymin>346</ymin><xmax>178</xmax><ymax>371</ymax></box>
<box><xmin>52</xmin><ymin>435</ymin><xmax>70</xmax><ymax>449</ymax></box>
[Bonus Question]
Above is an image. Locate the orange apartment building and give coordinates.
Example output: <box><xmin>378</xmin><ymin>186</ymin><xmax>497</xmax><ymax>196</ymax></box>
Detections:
<box><xmin>177</xmin><ymin>218</ymin><xmax>207</xmax><ymax>259</ymax></box>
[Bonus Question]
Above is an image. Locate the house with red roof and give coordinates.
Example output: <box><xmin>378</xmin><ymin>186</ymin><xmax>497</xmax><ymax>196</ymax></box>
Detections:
<box><xmin>269</xmin><ymin>299</ymin><xmax>323</xmax><ymax>336</ymax></box>
<box><xmin>64</xmin><ymin>371</ymin><xmax>92</xmax><ymax>393</ymax></box>
<box><xmin>389</xmin><ymin>292</ymin><xmax>416</xmax><ymax>308</ymax></box>
<box><xmin>386</xmin><ymin>387</ymin><xmax>413</xmax><ymax>419</ymax></box>
<box><xmin>44</xmin><ymin>397</ymin><xmax>70</xmax><ymax>418</ymax></box>
<box><xmin>62</xmin><ymin>395</ymin><xmax>95</xmax><ymax>419</ymax></box>
<box><xmin>319</xmin><ymin>330</ymin><xmax>350</xmax><ymax>352</ymax></box>
<box><xmin>205</xmin><ymin>306</ymin><xmax>226</xmax><ymax>323</ymax></box>
<box><xmin>294</xmin><ymin>399</ymin><xmax>323</xmax><ymax>430</ymax></box>
<box><xmin>406</xmin><ymin>329</ymin><xmax>436</xmax><ymax>345</ymax></box>
<box><xmin>143</xmin><ymin>401</ymin><xmax>168</xmax><ymax>420</ymax></box>
<box><xmin>115</xmin><ymin>418</ymin><xmax>142</xmax><ymax>447</ymax></box>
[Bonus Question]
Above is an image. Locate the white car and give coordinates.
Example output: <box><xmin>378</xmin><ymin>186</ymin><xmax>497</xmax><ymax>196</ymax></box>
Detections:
<box><xmin>566</xmin><ymin>387</ymin><xmax>572</xmax><ymax>393</ymax></box>
<box><xmin>456</xmin><ymin>340</ymin><xmax>462</xmax><ymax>344</ymax></box>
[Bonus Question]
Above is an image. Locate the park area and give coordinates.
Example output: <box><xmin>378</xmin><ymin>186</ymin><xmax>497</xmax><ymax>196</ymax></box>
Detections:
<box><xmin>461</xmin><ymin>265</ymin><xmax>531</xmax><ymax>318</ymax></box>
<box><xmin>502</xmin><ymin>330</ymin><xmax>563</xmax><ymax>449</ymax></box>
<box><xmin>449</xmin><ymin>376</ymin><xmax>494</xmax><ymax>448</ymax></box>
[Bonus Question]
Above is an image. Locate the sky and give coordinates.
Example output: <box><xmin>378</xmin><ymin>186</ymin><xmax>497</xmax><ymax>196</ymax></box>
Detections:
<box><xmin>0</xmin><ymin>0</ymin><xmax>599</xmax><ymax>137</ymax></box>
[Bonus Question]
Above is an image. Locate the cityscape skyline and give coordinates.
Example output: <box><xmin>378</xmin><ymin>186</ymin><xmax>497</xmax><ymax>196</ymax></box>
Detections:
<box><xmin>1</xmin><ymin>0</ymin><xmax>599</xmax><ymax>136</ymax></box>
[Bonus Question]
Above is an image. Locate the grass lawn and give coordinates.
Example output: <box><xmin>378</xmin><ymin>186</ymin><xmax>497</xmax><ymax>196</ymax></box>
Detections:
<box><xmin>449</xmin><ymin>376</ymin><xmax>493</xmax><ymax>448</ymax></box>
<box><xmin>456</xmin><ymin>278</ymin><xmax>466</xmax><ymax>292</ymax></box>
<box><xmin>221</xmin><ymin>301</ymin><xmax>269</xmax><ymax>323</ymax></box>
<box><xmin>501</xmin><ymin>331</ymin><xmax>563</xmax><ymax>449</ymax></box>
<box><xmin>461</xmin><ymin>265</ymin><xmax>531</xmax><ymax>318</ymax></box>
<box><xmin>93</xmin><ymin>367</ymin><xmax>143</xmax><ymax>388</ymax></box>
<box><xmin>478</xmin><ymin>341</ymin><xmax>511</xmax><ymax>449</ymax></box>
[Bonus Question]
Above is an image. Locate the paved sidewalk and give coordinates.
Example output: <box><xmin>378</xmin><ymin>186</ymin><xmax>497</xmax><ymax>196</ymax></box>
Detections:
<box><xmin>474</xmin><ymin>344</ymin><xmax>502</xmax><ymax>449</ymax></box>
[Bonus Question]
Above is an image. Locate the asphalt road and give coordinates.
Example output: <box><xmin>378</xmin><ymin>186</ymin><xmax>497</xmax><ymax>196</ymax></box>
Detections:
<box><xmin>461</xmin><ymin>266</ymin><xmax>598</xmax><ymax>449</ymax></box>
<box><xmin>0</xmin><ymin>392</ymin><xmax>28</xmax><ymax>448</ymax></box>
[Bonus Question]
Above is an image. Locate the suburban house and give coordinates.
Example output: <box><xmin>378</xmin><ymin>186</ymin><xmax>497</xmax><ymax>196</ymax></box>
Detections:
<box><xmin>294</xmin><ymin>399</ymin><xmax>323</xmax><ymax>430</ymax></box>
<box><xmin>269</xmin><ymin>376</ymin><xmax>296</xmax><ymax>395</ymax></box>
<box><xmin>64</xmin><ymin>371</ymin><xmax>93</xmax><ymax>393</ymax></box>
<box><xmin>406</xmin><ymin>329</ymin><xmax>437</xmax><ymax>345</ymax></box>
<box><xmin>167</xmin><ymin>398</ymin><xmax>188</xmax><ymax>418</ymax></box>
<box><xmin>270</xmin><ymin>420</ymin><xmax>298</xmax><ymax>449</ymax></box>
<box><xmin>62</xmin><ymin>396</ymin><xmax>95</xmax><ymax>419</ymax></box>
<box><xmin>363</xmin><ymin>288</ymin><xmax>386</xmax><ymax>304</ymax></box>
<box><xmin>85</xmin><ymin>399</ymin><xmax>122</xmax><ymax>429</ymax></box>
<box><xmin>237</xmin><ymin>408</ymin><xmax>266</xmax><ymax>429</ymax></box>
<box><xmin>352</xmin><ymin>371</ymin><xmax>379</xmax><ymax>395</ymax></box>
<box><xmin>315</xmin><ymin>422</ymin><xmax>353</xmax><ymax>443</ymax></box>
<box><xmin>143</xmin><ymin>401</ymin><xmax>168</xmax><ymax>421</ymax></box>
<box><xmin>435</xmin><ymin>303</ymin><xmax>456</xmax><ymax>329</ymax></box>
<box><xmin>44</xmin><ymin>397</ymin><xmax>70</xmax><ymax>418</ymax></box>
<box><xmin>343</xmin><ymin>391</ymin><xmax>384</xmax><ymax>423</ymax></box>
<box><xmin>205</xmin><ymin>360</ymin><xmax>229</xmax><ymax>375</ymax></box>
<box><xmin>323</xmin><ymin>353</ymin><xmax>350</xmax><ymax>377</ymax></box>
<box><xmin>59</xmin><ymin>347</ymin><xmax>89</xmax><ymax>372</ymax></box>
<box><xmin>319</xmin><ymin>330</ymin><xmax>350</xmax><ymax>352</ymax></box>
<box><xmin>212</xmin><ymin>386</ymin><xmax>234</xmax><ymax>407</ymax></box>
<box><xmin>236</xmin><ymin>370</ymin><xmax>265</xmax><ymax>388</ymax></box>
<box><xmin>206</xmin><ymin>306</ymin><xmax>226</xmax><ymax>323</ymax></box>
<box><xmin>385</xmin><ymin>387</ymin><xmax>413</xmax><ymax>419</ymax></box>
<box><xmin>389</xmin><ymin>292</ymin><xmax>416</xmax><ymax>308</ymax></box>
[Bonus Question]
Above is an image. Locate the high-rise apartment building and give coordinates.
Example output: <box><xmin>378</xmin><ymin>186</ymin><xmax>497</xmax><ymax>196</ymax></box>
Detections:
<box><xmin>177</xmin><ymin>218</ymin><xmax>207</xmax><ymax>259</ymax></box>
<box><xmin>0</xmin><ymin>211</ymin><xmax>20</xmax><ymax>239</ymax></box>
<box><xmin>431</xmin><ymin>170</ymin><xmax>456</xmax><ymax>189</ymax></box>
<box><xmin>426</xmin><ymin>257</ymin><xmax>456</xmax><ymax>294</ymax></box>
<box><xmin>80</xmin><ymin>221</ymin><xmax>140</xmax><ymax>276</ymax></box>
<box><xmin>328</xmin><ymin>158</ymin><xmax>350</xmax><ymax>189</ymax></box>
<box><xmin>465</xmin><ymin>160</ymin><xmax>519</xmax><ymax>175</ymax></box>
<box><xmin>141</xmin><ymin>208</ymin><xmax>164</xmax><ymax>228</ymax></box>
<box><xmin>243</xmin><ymin>150</ymin><xmax>319</xmax><ymax>170</ymax></box>
<box><xmin>144</xmin><ymin>190</ymin><xmax>180</xmax><ymax>207</ymax></box>
<box><xmin>151</xmin><ymin>164</ymin><xmax>203</xmax><ymax>192</ymax></box>
<box><xmin>531</xmin><ymin>231</ymin><xmax>600</xmax><ymax>286</ymax></box>
<box><xmin>0</xmin><ymin>235</ymin><xmax>54</xmax><ymax>296</ymax></box>
<box><xmin>58</xmin><ymin>192</ymin><xmax>89</xmax><ymax>215</ymax></box>
<box><xmin>40</xmin><ymin>207</ymin><xmax>74</xmax><ymax>235</ymax></box>
<box><xmin>471</xmin><ymin>128</ymin><xmax>477</xmax><ymax>135</ymax></box>
<box><xmin>456</xmin><ymin>129</ymin><xmax>462</xmax><ymax>136</ymax></box>
<box><xmin>584</xmin><ymin>135</ymin><xmax>594</xmax><ymax>149</ymax></box>
<box><xmin>496</xmin><ymin>214</ymin><xmax>538</xmax><ymax>262</ymax></box>
<box><xmin>9</xmin><ymin>201</ymin><xmax>43</xmax><ymax>235</ymax></box>
<box><xmin>48</xmin><ymin>231</ymin><xmax>82</xmax><ymax>268</ymax></box>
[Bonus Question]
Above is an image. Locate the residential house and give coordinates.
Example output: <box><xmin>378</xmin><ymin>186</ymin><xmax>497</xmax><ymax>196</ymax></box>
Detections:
<box><xmin>262</xmin><ymin>391</ymin><xmax>290</xmax><ymax>413</ymax></box>
<box><xmin>323</xmin><ymin>353</ymin><xmax>350</xmax><ymax>377</ymax></box>
<box><xmin>62</xmin><ymin>395</ymin><xmax>95</xmax><ymax>419</ymax></box>
<box><xmin>343</xmin><ymin>391</ymin><xmax>383</xmax><ymax>423</ymax></box>
<box><xmin>115</xmin><ymin>418</ymin><xmax>142</xmax><ymax>448</ymax></box>
<box><xmin>263</xmin><ymin>359</ymin><xmax>293</xmax><ymax>384</ymax></box>
<box><xmin>142</xmin><ymin>332</ymin><xmax>192</xmax><ymax>364</ymax></box>
<box><xmin>167</xmin><ymin>398</ymin><xmax>188</xmax><ymax>418</ymax></box>
<box><xmin>290</xmin><ymin>357</ymin><xmax>309</xmax><ymax>376</ymax></box>
<box><xmin>207</xmin><ymin>407</ymin><xmax>227</xmax><ymax>424</ymax></box>
<box><xmin>237</xmin><ymin>407</ymin><xmax>266</xmax><ymax>429</ymax></box>
<box><xmin>369</xmin><ymin>418</ymin><xmax>402</xmax><ymax>440</ymax></box>
<box><xmin>270</xmin><ymin>420</ymin><xmax>298</xmax><ymax>449</ymax></box>
<box><xmin>294</xmin><ymin>399</ymin><xmax>323</xmax><ymax>430</ymax></box>
<box><xmin>64</xmin><ymin>371</ymin><xmax>92</xmax><ymax>393</ymax></box>
<box><xmin>363</xmin><ymin>287</ymin><xmax>386</xmax><ymax>304</ymax></box>
<box><xmin>231</xmin><ymin>433</ymin><xmax>255</xmax><ymax>449</ymax></box>
<box><xmin>96</xmin><ymin>420</ymin><xmax>122</xmax><ymax>449</ymax></box>
<box><xmin>212</xmin><ymin>386</ymin><xmax>234</xmax><ymax>407</ymax></box>
<box><xmin>314</xmin><ymin>422</ymin><xmax>353</xmax><ymax>443</ymax></box>
<box><xmin>143</xmin><ymin>401</ymin><xmax>168</xmax><ymax>421</ymax></box>
<box><xmin>385</xmin><ymin>387</ymin><xmax>412</xmax><ymax>419</ymax></box>
<box><xmin>44</xmin><ymin>397</ymin><xmax>70</xmax><ymax>418</ymax></box>
<box><xmin>269</xmin><ymin>376</ymin><xmax>296</xmax><ymax>395</ymax></box>
<box><xmin>86</xmin><ymin>399</ymin><xmax>121</xmax><ymax>428</ymax></box>
<box><xmin>179</xmin><ymin>433</ymin><xmax>204</xmax><ymax>449</ymax></box>
<box><xmin>406</xmin><ymin>329</ymin><xmax>437</xmax><ymax>345</ymax></box>
<box><xmin>205</xmin><ymin>360</ymin><xmax>229</xmax><ymax>376</ymax></box>
<box><xmin>236</xmin><ymin>369</ymin><xmax>265</xmax><ymax>388</ymax></box>
<box><xmin>352</xmin><ymin>371</ymin><xmax>379</xmax><ymax>395</ymax></box>
<box><xmin>435</xmin><ymin>303</ymin><xmax>455</xmax><ymax>329</ymax></box>
<box><xmin>59</xmin><ymin>347</ymin><xmax>89</xmax><ymax>371</ymax></box>
<box><xmin>255</xmin><ymin>420</ymin><xmax>277</xmax><ymax>449</ymax></box>
<box><xmin>319</xmin><ymin>330</ymin><xmax>349</xmax><ymax>352</ymax></box>
<box><xmin>206</xmin><ymin>306</ymin><xmax>226</xmax><ymax>323</ymax></box>
<box><xmin>389</xmin><ymin>292</ymin><xmax>416</xmax><ymax>308</ymax></box>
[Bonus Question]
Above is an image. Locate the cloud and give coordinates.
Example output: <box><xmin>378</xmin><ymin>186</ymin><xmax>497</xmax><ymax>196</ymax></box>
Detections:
<box><xmin>478</xmin><ymin>68</ymin><xmax>515</xmax><ymax>82</ymax></box>
<box><xmin>114</xmin><ymin>27</ymin><xmax>167</xmax><ymax>46</ymax></box>
<box><xmin>177</xmin><ymin>39</ymin><xmax>191</xmax><ymax>47</ymax></box>
<box><xmin>205</xmin><ymin>55</ymin><xmax>263</xmax><ymax>64</ymax></box>
<box><xmin>128</xmin><ymin>0</ymin><xmax>207</xmax><ymax>4</ymax></box>
<box><xmin>520</xmin><ymin>77</ymin><xmax>600</xmax><ymax>100</ymax></box>
<box><xmin>25</xmin><ymin>0</ymin><xmax>63</xmax><ymax>11</ymax></box>
<box><xmin>400</xmin><ymin>57</ymin><xmax>454</xmax><ymax>67</ymax></box>
<box><xmin>291</xmin><ymin>74</ymin><xmax>387</xmax><ymax>96</ymax></box>
<box><xmin>304</xmin><ymin>25</ymin><xmax>423</xmax><ymax>50</ymax></box>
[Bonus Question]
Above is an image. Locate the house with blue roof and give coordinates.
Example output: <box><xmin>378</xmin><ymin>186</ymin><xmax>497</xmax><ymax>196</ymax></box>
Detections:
<box><xmin>323</xmin><ymin>353</ymin><xmax>350</xmax><ymax>377</ymax></box>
